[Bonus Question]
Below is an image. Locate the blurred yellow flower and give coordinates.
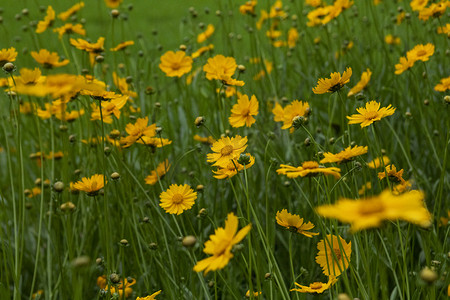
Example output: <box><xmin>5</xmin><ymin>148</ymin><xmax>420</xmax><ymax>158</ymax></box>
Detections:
<box><xmin>394</xmin><ymin>56</ymin><xmax>414</xmax><ymax>75</ymax></box>
<box><xmin>0</xmin><ymin>47</ymin><xmax>18</xmax><ymax>66</ymax></box>
<box><xmin>320</xmin><ymin>145</ymin><xmax>368</xmax><ymax>164</ymax></box>
<box><xmin>197</xmin><ymin>24</ymin><xmax>215</xmax><ymax>43</ymax></box>
<box><xmin>159</xmin><ymin>51</ymin><xmax>193</xmax><ymax>77</ymax></box>
<box><xmin>110</xmin><ymin>40</ymin><xmax>135</xmax><ymax>51</ymax></box>
<box><xmin>312</xmin><ymin>67</ymin><xmax>352</xmax><ymax>94</ymax></box>
<box><xmin>276</xmin><ymin>209</ymin><xmax>319</xmax><ymax>237</ymax></box>
<box><xmin>277</xmin><ymin>161</ymin><xmax>341</xmax><ymax>179</ymax></box>
<box><xmin>104</xmin><ymin>0</ymin><xmax>123</xmax><ymax>8</ymax></box>
<box><xmin>73</xmin><ymin>174</ymin><xmax>106</xmax><ymax>196</ymax></box>
<box><xmin>31</xmin><ymin>49</ymin><xmax>69</xmax><ymax>68</ymax></box>
<box><xmin>191</xmin><ymin>44</ymin><xmax>214</xmax><ymax>59</ymax></box>
<box><xmin>145</xmin><ymin>160</ymin><xmax>170</xmax><ymax>185</ymax></box>
<box><xmin>347</xmin><ymin>69</ymin><xmax>372</xmax><ymax>97</ymax></box>
<box><xmin>315</xmin><ymin>235</ymin><xmax>351</xmax><ymax>276</ymax></box>
<box><xmin>434</xmin><ymin>76</ymin><xmax>450</xmax><ymax>92</ymax></box>
<box><xmin>290</xmin><ymin>276</ymin><xmax>337</xmax><ymax>293</ymax></box>
<box><xmin>53</xmin><ymin>23</ymin><xmax>86</xmax><ymax>39</ymax></box>
<box><xmin>193</xmin><ymin>212</ymin><xmax>251</xmax><ymax>274</ymax></box>
<box><xmin>207</xmin><ymin>135</ymin><xmax>248</xmax><ymax>167</ymax></box>
<box><xmin>240</xmin><ymin>0</ymin><xmax>257</xmax><ymax>15</ymax></box>
<box><xmin>367</xmin><ymin>156</ymin><xmax>390</xmax><ymax>169</ymax></box>
<box><xmin>347</xmin><ymin>101</ymin><xmax>396</xmax><ymax>128</ymax></box>
<box><xmin>160</xmin><ymin>184</ymin><xmax>197</xmax><ymax>215</ymax></box>
<box><xmin>58</xmin><ymin>2</ymin><xmax>85</xmax><ymax>21</ymax></box>
<box><xmin>36</xmin><ymin>6</ymin><xmax>55</xmax><ymax>33</ymax></box>
<box><xmin>406</xmin><ymin>43</ymin><xmax>434</xmax><ymax>63</ymax></box>
<box><xmin>385</xmin><ymin>34</ymin><xmax>400</xmax><ymax>45</ymax></box>
<box><xmin>136</xmin><ymin>290</ymin><xmax>162</xmax><ymax>300</ymax></box>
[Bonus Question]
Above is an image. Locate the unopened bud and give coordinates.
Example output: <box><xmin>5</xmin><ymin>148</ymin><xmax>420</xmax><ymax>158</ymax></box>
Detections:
<box><xmin>194</xmin><ymin>116</ymin><xmax>205</xmax><ymax>127</ymax></box>
<box><xmin>60</xmin><ymin>201</ymin><xmax>76</xmax><ymax>212</ymax></box>
<box><xmin>111</xmin><ymin>172</ymin><xmax>120</xmax><ymax>180</ymax></box>
<box><xmin>3</xmin><ymin>62</ymin><xmax>15</xmax><ymax>73</ymax></box>
<box><xmin>53</xmin><ymin>181</ymin><xmax>64</xmax><ymax>192</ymax></box>
<box><xmin>111</xmin><ymin>9</ymin><xmax>120</xmax><ymax>18</ymax></box>
<box><xmin>110</xmin><ymin>273</ymin><xmax>121</xmax><ymax>284</ymax></box>
<box><xmin>237</xmin><ymin>153</ymin><xmax>251</xmax><ymax>165</ymax></box>
<box><xmin>420</xmin><ymin>267</ymin><xmax>438</xmax><ymax>284</ymax></box>
<box><xmin>182</xmin><ymin>235</ymin><xmax>197</xmax><ymax>247</ymax></box>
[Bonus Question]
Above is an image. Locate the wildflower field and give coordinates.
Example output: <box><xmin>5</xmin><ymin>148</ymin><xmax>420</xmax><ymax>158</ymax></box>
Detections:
<box><xmin>0</xmin><ymin>0</ymin><xmax>449</xmax><ymax>299</ymax></box>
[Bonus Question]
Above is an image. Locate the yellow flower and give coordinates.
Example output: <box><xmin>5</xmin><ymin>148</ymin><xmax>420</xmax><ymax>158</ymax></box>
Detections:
<box><xmin>120</xmin><ymin>117</ymin><xmax>156</xmax><ymax>148</ymax></box>
<box><xmin>290</xmin><ymin>276</ymin><xmax>337</xmax><ymax>293</ymax></box>
<box><xmin>159</xmin><ymin>184</ymin><xmax>197</xmax><ymax>215</ymax></box>
<box><xmin>73</xmin><ymin>174</ymin><xmax>106</xmax><ymax>196</ymax></box>
<box><xmin>104</xmin><ymin>0</ymin><xmax>123</xmax><ymax>8</ymax></box>
<box><xmin>15</xmin><ymin>68</ymin><xmax>45</xmax><ymax>86</ymax></box>
<box><xmin>145</xmin><ymin>160</ymin><xmax>170</xmax><ymax>185</ymax></box>
<box><xmin>306</xmin><ymin>0</ymin><xmax>322</xmax><ymax>7</ymax></box>
<box><xmin>193</xmin><ymin>135</ymin><xmax>216</xmax><ymax>145</ymax></box>
<box><xmin>385</xmin><ymin>34</ymin><xmax>401</xmax><ymax>45</ymax></box>
<box><xmin>287</xmin><ymin>27</ymin><xmax>299</xmax><ymax>48</ymax></box>
<box><xmin>191</xmin><ymin>44</ymin><xmax>214</xmax><ymax>59</ymax></box>
<box><xmin>320</xmin><ymin>145</ymin><xmax>368</xmax><ymax>164</ymax></box>
<box><xmin>347</xmin><ymin>69</ymin><xmax>372</xmax><ymax>97</ymax></box>
<box><xmin>406</xmin><ymin>43</ymin><xmax>435</xmax><ymax>63</ymax></box>
<box><xmin>53</xmin><ymin>23</ymin><xmax>86</xmax><ymax>39</ymax></box>
<box><xmin>434</xmin><ymin>76</ymin><xmax>450</xmax><ymax>92</ymax></box>
<box><xmin>245</xmin><ymin>290</ymin><xmax>262</xmax><ymax>298</ymax></box>
<box><xmin>229</xmin><ymin>94</ymin><xmax>259</xmax><ymax>128</ymax></box>
<box><xmin>159</xmin><ymin>51</ymin><xmax>193</xmax><ymax>78</ymax></box>
<box><xmin>31</xmin><ymin>49</ymin><xmax>69</xmax><ymax>68</ymax></box>
<box><xmin>32</xmin><ymin>290</ymin><xmax>44</xmax><ymax>299</ymax></box>
<box><xmin>239</xmin><ymin>0</ymin><xmax>257</xmax><ymax>15</ymax></box>
<box><xmin>378</xmin><ymin>164</ymin><xmax>405</xmax><ymax>183</ymax></box>
<box><xmin>418</xmin><ymin>2</ymin><xmax>447</xmax><ymax>21</ymax></box>
<box><xmin>112</xmin><ymin>72</ymin><xmax>137</xmax><ymax>98</ymax></box>
<box><xmin>316</xmin><ymin>190</ymin><xmax>431</xmax><ymax>231</ymax></box>
<box><xmin>437</xmin><ymin>23</ymin><xmax>450</xmax><ymax>37</ymax></box>
<box><xmin>276</xmin><ymin>209</ymin><xmax>319</xmax><ymax>237</ymax></box>
<box><xmin>410</xmin><ymin>0</ymin><xmax>428</xmax><ymax>11</ymax></box>
<box><xmin>358</xmin><ymin>182</ymin><xmax>372</xmax><ymax>195</ymax></box>
<box><xmin>197</xmin><ymin>24</ymin><xmax>215</xmax><ymax>43</ymax></box>
<box><xmin>312</xmin><ymin>67</ymin><xmax>352</xmax><ymax>94</ymax></box>
<box><xmin>58</xmin><ymin>2</ymin><xmax>85</xmax><ymax>21</ymax></box>
<box><xmin>102</xmin><ymin>277</ymin><xmax>136</xmax><ymax>298</ymax></box>
<box><xmin>280</xmin><ymin>100</ymin><xmax>310</xmax><ymax>132</ymax></box>
<box><xmin>70</xmin><ymin>37</ymin><xmax>105</xmax><ymax>53</ymax></box>
<box><xmin>347</xmin><ymin>100</ymin><xmax>396</xmax><ymax>128</ymax></box>
<box><xmin>394</xmin><ymin>56</ymin><xmax>414</xmax><ymax>75</ymax></box>
<box><xmin>207</xmin><ymin>135</ymin><xmax>248</xmax><ymax>167</ymax></box>
<box><xmin>315</xmin><ymin>235</ymin><xmax>351</xmax><ymax>276</ymax></box>
<box><xmin>136</xmin><ymin>290</ymin><xmax>162</xmax><ymax>300</ymax></box>
<box><xmin>203</xmin><ymin>55</ymin><xmax>244</xmax><ymax>86</ymax></box>
<box><xmin>307</xmin><ymin>6</ymin><xmax>334</xmax><ymax>27</ymax></box>
<box><xmin>272</xmin><ymin>102</ymin><xmax>285</xmax><ymax>122</ymax></box>
<box><xmin>193</xmin><ymin>212</ymin><xmax>251</xmax><ymax>274</ymax></box>
<box><xmin>277</xmin><ymin>161</ymin><xmax>341</xmax><ymax>179</ymax></box>
<box><xmin>36</xmin><ymin>6</ymin><xmax>55</xmax><ymax>33</ymax></box>
<box><xmin>212</xmin><ymin>154</ymin><xmax>255</xmax><ymax>179</ymax></box>
<box><xmin>367</xmin><ymin>156</ymin><xmax>390</xmax><ymax>168</ymax></box>
<box><xmin>0</xmin><ymin>47</ymin><xmax>18</xmax><ymax>66</ymax></box>
<box><xmin>110</xmin><ymin>40</ymin><xmax>135</xmax><ymax>51</ymax></box>
<box><xmin>26</xmin><ymin>187</ymin><xmax>42</xmax><ymax>198</ymax></box>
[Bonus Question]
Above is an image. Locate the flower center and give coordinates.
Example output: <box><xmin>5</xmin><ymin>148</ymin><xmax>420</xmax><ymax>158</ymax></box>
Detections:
<box><xmin>365</xmin><ymin>111</ymin><xmax>379</xmax><ymax>120</ymax></box>
<box><xmin>333</xmin><ymin>248</ymin><xmax>342</xmax><ymax>260</ymax></box>
<box><xmin>171</xmin><ymin>62</ymin><xmax>181</xmax><ymax>70</ymax></box>
<box><xmin>310</xmin><ymin>282</ymin><xmax>323</xmax><ymax>289</ymax></box>
<box><xmin>417</xmin><ymin>50</ymin><xmax>427</xmax><ymax>57</ymax></box>
<box><xmin>221</xmin><ymin>145</ymin><xmax>234</xmax><ymax>156</ymax></box>
<box><xmin>302</xmin><ymin>161</ymin><xmax>319</xmax><ymax>169</ymax></box>
<box><xmin>172</xmin><ymin>193</ymin><xmax>184</xmax><ymax>204</ymax></box>
<box><xmin>359</xmin><ymin>199</ymin><xmax>384</xmax><ymax>215</ymax></box>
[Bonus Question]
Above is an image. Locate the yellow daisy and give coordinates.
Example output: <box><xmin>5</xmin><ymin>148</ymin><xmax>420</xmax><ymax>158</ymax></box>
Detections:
<box><xmin>145</xmin><ymin>160</ymin><xmax>171</xmax><ymax>185</ymax></box>
<box><xmin>136</xmin><ymin>290</ymin><xmax>162</xmax><ymax>300</ymax></box>
<box><xmin>72</xmin><ymin>174</ymin><xmax>106</xmax><ymax>196</ymax></box>
<box><xmin>275</xmin><ymin>209</ymin><xmax>319</xmax><ymax>237</ymax></box>
<box><xmin>280</xmin><ymin>100</ymin><xmax>310</xmax><ymax>132</ymax></box>
<box><xmin>347</xmin><ymin>101</ymin><xmax>396</xmax><ymax>128</ymax></box>
<box><xmin>434</xmin><ymin>76</ymin><xmax>450</xmax><ymax>92</ymax></box>
<box><xmin>315</xmin><ymin>235</ymin><xmax>351</xmax><ymax>276</ymax></box>
<box><xmin>159</xmin><ymin>184</ymin><xmax>197</xmax><ymax>215</ymax></box>
<box><xmin>197</xmin><ymin>24</ymin><xmax>215</xmax><ymax>43</ymax></box>
<box><xmin>31</xmin><ymin>49</ymin><xmax>69</xmax><ymax>69</ymax></box>
<box><xmin>36</xmin><ymin>6</ymin><xmax>55</xmax><ymax>34</ymax></box>
<box><xmin>159</xmin><ymin>51</ymin><xmax>193</xmax><ymax>78</ymax></box>
<box><xmin>406</xmin><ymin>43</ymin><xmax>435</xmax><ymax>63</ymax></box>
<box><xmin>277</xmin><ymin>161</ymin><xmax>341</xmax><ymax>179</ymax></box>
<box><xmin>207</xmin><ymin>135</ymin><xmax>248</xmax><ymax>167</ymax></box>
<box><xmin>347</xmin><ymin>69</ymin><xmax>372</xmax><ymax>97</ymax></box>
<box><xmin>229</xmin><ymin>94</ymin><xmax>259</xmax><ymax>128</ymax></box>
<box><xmin>320</xmin><ymin>145</ymin><xmax>368</xmax><ymax>164</ymax></box>
<box><xmin>0</xmin><ymin>47</ymin><xmax>18</xmax><ymax>66</ymax></box>
<box><xmin>290</xmin><ymin>276</ymin><xmax>337</xmax><ymax>294</ymax></box>
<box><xmin>312</xmin><ymin>67</ymin><xmax>352</xmax><ymax>94</ymax></box>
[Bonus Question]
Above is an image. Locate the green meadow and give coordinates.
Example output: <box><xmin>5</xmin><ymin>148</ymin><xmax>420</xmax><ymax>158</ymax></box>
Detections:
<box><xmin>0</xmin><ymin>0</ymin><xmax>449</xmax><ymax>299</ymax></box>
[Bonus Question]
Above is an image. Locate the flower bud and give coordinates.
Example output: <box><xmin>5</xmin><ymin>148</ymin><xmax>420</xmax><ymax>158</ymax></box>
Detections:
<box><xmin>194</xmin><ymin>116</ymin><xmax>205</xmax><ymax>127</ymax></box>
<box><xmin>182</xmin><ymin>235</ymin><xmax>197</xmax><ymax>248</ymax></box>
<box><xmin>60</xmin><ymin>201</ymin><xmax>76</xmax><ymax>212</ymax></box>
<box><xmin>237</xmin><ymin>153</ymin><xmax>251</xmax><ymax>165</ymax></box>
<box><xmin>420</xmin><ymin>267</ymin><xmax>438</xmax><ymax>284</ymax></box>
<box><xmin>3</xmin><ymin>62</ymin><xmax>15</xmax><ymax>73</ymax></box>
<box><xmin>111</xmin><ymin>172</ymin><xmax>120</xmax><ymax>180</ymax></box>
<box><xmin>111</xmin><ymin>9</ymin><xmax>120</xmax><ymax>18</ymax></box>
<box><xmin>53</xmin><ymin>181</ymin><xmax>64</xmax><ymax>192</ymax></box>
<box><xmin>110</xmin><ymin>273</ymin><xmax>121</xmax><ymax>284</ymax></box>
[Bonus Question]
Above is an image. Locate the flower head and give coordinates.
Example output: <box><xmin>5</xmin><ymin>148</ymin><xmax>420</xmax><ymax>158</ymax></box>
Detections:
<box><xmin>73</xmin><ymin>174</ymin><xmax>106</xmax><ymax>196</ymax></box>
<box><xmin>277</xmin><ymin>161</ymin><xmax>341</xmax><ymax>179</ymax></box>
<box><xmin>0</xmin><ymin>47</ymin><xmax>18</xmax><ymax>66</ymax></box>
<box><xmin>203</xmin><ymin>55</ymin><xmax>244</xmax><ymax>86</ymax></box>
<box><xmin>136</xmin><ymin>290</ymin><xmax>162</xmax><ymax>300</ymax></box>
<box><xmin>347</xmin><ymin>69</ymin><xmax>372</xmax><ymax>97</ymax></box>
<box><xmin>276</xmin><ymin>209</ymin><xmax>319</xmax><ymax>237</ymax></box>
<box><xmin>160</xmin><ymin>184</ymin><xmax>197</xmax><ymax>215</ymax></box>
<box><xmin>31</xmin><ymin>49</ymin><xmax>69</xmax><ymax>68</ymax></box>
<box><xmin>280</xmin><ymin>100</ymin><xmax>310</xmax><ymax>132</ymax></box>
<box><xmin>193</xmin><ymin>212</ymin><xmax>251</xmax><ymax>274</ymax></box>
<box><xmin>212</xmin><ymin>154</ymin><xmax>255</xmax><ymax>179</ymax></box>
<box><xmin>406</xmin><ymin>43</ymin><xmax>435</xmax><ymax>63</ymax></box>
<box><xmin>207</xmin><ymin>135</ymin><xmax>248</xmax><ymax>167</ymax></box>
<box><xmin>316</xmin><ymin>190</ymin><xmax>431</xmax><ymax>231</ymax></box>
<box><xmin>313</xmin><ymin>67</ymin><xmax>352</xmax><ymax>94</ymax></box>
<box><xmin>58</xmin><ymin>2</ymin><xmax>85</xmax><ymax>21</ymax></box>
<box><xmin>347</xmin><ymin>101</ymin><xmax>396</xmax><ymax>128</ymax></box>
<box><xmin>104</xmin><ymin>0</ymin><xmax>123</xmax><ymax>8</ymax></box>
<box><xmin>120</xmin><ymin>117</ymin><xmax>156</xmax><ymax>148</ymax></box>
<box><xmin>315</xmin><ymin>235</ymin><xmax>351</xmax><ymax>276</ymax></box>
<box><xmin>240</xmin><ymin>0</ymin><xmax>257</xmax><ymax>15</ymax></box>
<box><xmin>110</xmin><ymin>40</ymin><xmax>134</xmax><ymax>52</ymax></box>
<box><xmin>159</xmin><ymin>51</ymin><xmax>193</xmax><ymax>78</ymax></box>
<box><xmin>229</xmin><ymin>94</ymin><xmax>259</xmax><ymax>128</ymax></box>
<box><xmin>290</xmin><ymin>276</ymin><xmax>337</xmax><ymax>293</ymax></box>
<box><xmin>36</xmin><ymin>6</ymin><xmax>55</xmax><ymax>33</ymax></box>
<box><xmin>70</xmin><ymin>37</ymin><xmax>105</xmax><ymax>54</ymax></box>
<box><xmin>53</xmin><ymin>23</ymin><xmax>86</xmax><ymax>39</ymax></box>
<box><xmin>378</xmin><ymin>164</ymin><xmax>405</xmax><ymax>183</ymax></box>
<box><xmin>320</xmin><ymin>145</ymin><xmax>368</xmax><ymax>164</ymax></box>
<box><xmin>197</xmin><ymin>24</ymin><xmax>215</xmax><ymax>43</ymax></box>
<box><xmin>394</xmin><ymin>56</ymin><xmax>414</xmax><ymax>75</ymax></box>
<box><xmin>434</xmin><ymin>76</ymin><xmax>450</xmax><ymax>92</ymax></box>
<box><xmin>385</xmin><ymin>34</ymin><xmax>401</xmax><ymax>45</ymax></box>
<box><xmin>145</xmin><ymin>160</ymin><xmax>170</xmax><ymax>185</ymax></box>
<box><xmin>367</xmin><ymin>156</ymin><xmax>390</xmax><ymax>168</ymax></box>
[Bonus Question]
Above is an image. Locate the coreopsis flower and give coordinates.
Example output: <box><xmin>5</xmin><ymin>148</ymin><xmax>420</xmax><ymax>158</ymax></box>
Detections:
<box><xmin>72</xmin><ymin>174</ymin><xmax>106</xmax><ymax>196</ymax></box>
<box><xmin>207</xmin><ymin>135</ymin><xmax>248</xmax><ymax>167</ymax></box>
<box><xmin>193</xmin><ymin>135</ymin><xmax>216</xmax><ymax>145</ymax></box>
<box><xmin>120</xmin><ymin>117</ymin><xmax>156</xmax><ymax>148</ymax></box>
<box><xmin>0</xmin><ymin>47</ymin><xmax>18</xmax><ymax>67</ymax></box>
<box><xmin>347</xmin><ymin>101</ymin><xmax>396</xmax><ymax>128</ymax></box>
<box><xmin>316</xmin><ymin>190</ymin><xmax>431</xmax><ymax>231</ymax></box>
<box><xmin>410</xmin><ymin>0</ymin><xmax>429</xmax><ymax>11</ymax></box>
<box><xmin>99</xmin><ymin>276</ymin><xmax>136</xmax><ymax>298</ymax></box>
<box><xmin>15</xmin><ymin>68</ymin><xmax>45</xmax><ymax>86</ymax></box>
<box><xmin>32</xmin><ymin>290</ymin><xmax>44</xmax><ymax>299</ymax></box>
<box><xmin>58</xmin><ymin>2</ymin><xmax>85</xmax><ymax>21</ymax></box>
<box><xmin>229</xmin><ymin>94</ymin><xmax>259</xmax><ymax>128</ymax></box>
<box><xmin>203</xmin><ymin>55</ymin><xmax>244</xmax><ymax>86</ymax></box>
<box><xmin>53</xmin><ymin>23</ymin><xmax>86</xmax><ymax>39</ymax></box>
<box><xmin>392</xmin><ymin>180</ymin><xmax>412</xmax><ymax>195</ymax></box>
<box><xmin>159</xmin><ymin>51</ymin><xmax>193</xmax><ymax>78</ymax></box>
<box><xmin>437</xmin><ymin>23</ymin><xmax>450</xmax><ymax>37</ymax></box>
<box><xmin>90</xmin><ymin>96</ymin><xmax>128</xmax><ymax>123</ymax></box>
<box><xmin>212</xmin><ymin>154</ymin><xmax>255</xmax><ymax>179</ymax></box>
<box><xmin>104</xmin><ymin>0</ymin><xmax>123</xmax><ymax>8</ymax></box>
<box><xmin>197</xmin><ymin>24</ymin><xmax>215</xmax><ymax>43</ymax></box>
<box><xmin>347</xmin><ymin>69</ymin><xmax>372</xmax><ymax>97</ymax></box>
<box><xmin>272</xmin><ymin>102</ymin><xmax>285</xmax><ymax>122</ymax></box>
<box><xmin>290</xmin><ymin>276</ymin><xmax>337</xmax><ymax>293</ymax></box>
<box><xmin>112</xmin><ymin>72</ymin><xmax>137</xmax><ymax>98</ymax></box>
<box><xmin>239</xmin><ymin>0</ymin><xmax>257</xmax><ymax>15</ymax></box>
<box><xmin>307</xmin><ymin>6</ymin><xmax>334</xmax><ymax>27</ymax></box>
<box><xmin>276</xmin><ymin>209</ymin><xmax>319</xmax><ymax>237</ymax></box>
<box><xmin>110</xmin><ymin>40</ymin><xmax>134</xmax><ymax>51</ymax></box>
<box><xmin>385</xmin><ymin>34</ymin><xmax>401</xmax><ymax>45</ymax></box>
<box><xmin>36</xmin><ymin>6</ymin><xmax>55</xmax><ymax>33</ymax></box>
<box><xmin>277</xmin><ymin>161</ymin><xmax>341</xmax><ymax>179</ymax></box>
<box><xmin>26</xmin><ymin>187</ymin><xmax>42</xmax><ymax>198</ymax></box>
<box><xmin>193</xmin><ymin>212</ymin><xmax>251</xmax><ymax>274</ymax></box>
<box><xmin>320</xmin><ymin>145</ymin><xmax>368</xmax><ymax>164</ymax></box>
<box><xmin>70</xmin><ymin>37</ymin><xmax>105</xmax><ymax>54</ymax></box>
<box><xmin>159</xmin><ymin>184</ymin><xmax>197</xmax><ymax>215</ymax></box>
<box><xmin>418</xmin><ymin>2</ymin><xmax>447</xmax><ymax>21</ymax></box>
<box><xmin>145</xmin><ymin>160</ymin><xmax>170</xmax><ymax>185</ymax></box>
<box><xmin>245</xmin><ymin>290</ymin><xmax>262</xmax><ymax>298</ymax></box>
<box><xmin>434</xmin><ymin>76</ymin><xmax>450</xmax><ymax>92</ymax></box>
<box><xmin>406</xmin><ymin>43</ymin><xmax>435</xmax><ymax>63</ymax></box>
<box><xmin>280</xmin><ymin>100</ymin><xmax>310</xmax><ymax>132</ymax></box>
<box><xmin>358</xmin><ymin>182</ymin><xmax>372</xmax><ymax>195</ymax></box>
<box><xmin>136</xmin><ymin>291</ymin><xmax>162</xmax><ymax>300</ymax></box>
<box><xmin>312</xmin><ymin>67</ymin><xmax>352</xmax><ymax>94</ymax></box>
<box><xmin>315</xmin><ymin>235</ymin><xmax>351</xmax><ymax>276</ymax></box>
<box><xmin>378</xmin><ymin>164</ymin><xmax>405</xmax><ymax>183</ymax></box>
<box><xmin>367</xmin><ymin>156</ymin><xmax>390</xmax><ymax>168</ymax></box>
<box><xmin>305</xmin><ymin>0</ymin><xmax>322</xmax><ymax>7</ymax></box>
<box><xmin>394</xmin><ymin>56</ymin><xmax>414</xmax><ymax>75</ymax></box>
<box><xmin>191</xmin><ymin>44</ymin><xmax>214</xmax><ymax>59</ymax></box>
<box><xmin>31</xmin><ymin>49</ymin><xmax>69</xmax><ymax>68</ymax></box>
<box><xmin>396</xmin><ymin>11</ymin><xmax>406</xmax><ymax>24</ymax></box>
<box><xmin>287</xmin><ymin>27</ymin><xmax>299</xmax><ymax>48</ymax></box>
